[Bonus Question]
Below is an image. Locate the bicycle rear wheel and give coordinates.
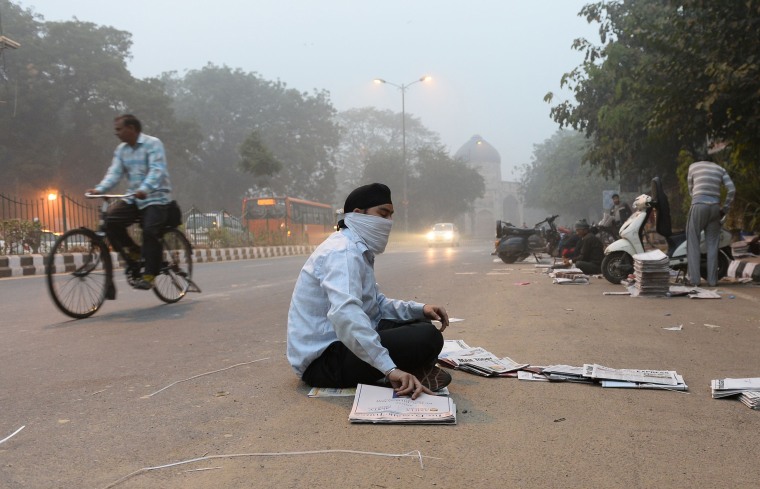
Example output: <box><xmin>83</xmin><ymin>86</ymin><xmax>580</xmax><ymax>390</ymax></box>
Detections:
<box><xmin>46</xmin><ymin>228</ymin><xmax>112</xmax><ymax>319</ymax></box>
<box><xmin>153</xmin><ymin>228</ymin><xmax>193</xmax><ymax>303</ymax></box>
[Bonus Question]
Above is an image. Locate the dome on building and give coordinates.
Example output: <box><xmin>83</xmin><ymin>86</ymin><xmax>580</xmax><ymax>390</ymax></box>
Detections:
<box><xmin>454</xmin><ymin>135</ymin><xmax>501</xmax><ymax>166</ymax></box>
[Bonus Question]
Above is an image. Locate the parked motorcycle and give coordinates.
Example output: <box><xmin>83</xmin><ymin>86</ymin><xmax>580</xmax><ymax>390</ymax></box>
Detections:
<box><xmin>590</xmin><ymin>214</ymin><xmax>621</xmax><ymax>248</ymax></box>
<box><xmin>494</xmin><ymin>215</ymin><xmax>561</xmax><ymax>264</ymax></box>
<box><xmin>601</xmin><ymin>177</ymin><xmax>733</xmax><ymax>284</ymax></box>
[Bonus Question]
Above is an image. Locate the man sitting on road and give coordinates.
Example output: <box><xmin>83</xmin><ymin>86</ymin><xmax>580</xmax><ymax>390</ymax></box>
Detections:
<box><xmin>564</xmin><ymin>219</ymin><xmax>605</xmax><ymax>275</ymax></box>
<box><xmin>286</xmin><ymin>183</ymin><xmax>451</xmax><ymax>399</ymax></box>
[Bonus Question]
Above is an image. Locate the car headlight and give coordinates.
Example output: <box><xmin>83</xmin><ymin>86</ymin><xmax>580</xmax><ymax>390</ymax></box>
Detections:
<box><xmin>426</xmin><ymin>231</ymin><xmax>435</xmax><ymax>241</ymax></box>
<box><xmin>443</xmin><ymin>231</ymin><xmax>453</xmax><ymax>240</ymax></box>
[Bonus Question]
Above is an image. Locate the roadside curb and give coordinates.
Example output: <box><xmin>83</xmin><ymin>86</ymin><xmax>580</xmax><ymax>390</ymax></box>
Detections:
<box><xmin>0</xmin><ymin>245</ymin><xmax>315</xmax><ymax>279</ymax></box>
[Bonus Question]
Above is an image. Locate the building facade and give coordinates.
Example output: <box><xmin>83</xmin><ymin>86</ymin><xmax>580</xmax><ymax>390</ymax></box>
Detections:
<box><xmin>454</xmin><ymin>135</ymin><xmax>524</xmax><ymax>239</ymax></box>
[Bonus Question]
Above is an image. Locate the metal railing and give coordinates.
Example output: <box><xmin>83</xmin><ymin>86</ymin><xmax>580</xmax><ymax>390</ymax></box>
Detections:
<box><xmin>0</xmin><ymin>192</ymin><xmax>99</xmax><ymax>235</ymax></box>
<box><xmin>0</xmin><ymin>194</ymin><xmax>258</xmax><ymax>254</ymax></box>
<box><xmin>0</xmin><ymin>192</ymin><xmax>99</xmax><ymax>255</ymax></box>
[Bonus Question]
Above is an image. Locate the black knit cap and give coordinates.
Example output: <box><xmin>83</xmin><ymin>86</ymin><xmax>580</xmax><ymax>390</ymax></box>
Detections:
<box><xmin>575</xmin><ymin>218</ymin><xmax>590</xmax><ymax>229</ymax></box>
<box><xmin>344</xmin><ymin>183</ymin><xmax>392</xmax><ymax>213</ymax></box>
<box><xmin>338</xmin><ymin>183</ymin><xmax>392</xmax><ymax>228</ymax></box>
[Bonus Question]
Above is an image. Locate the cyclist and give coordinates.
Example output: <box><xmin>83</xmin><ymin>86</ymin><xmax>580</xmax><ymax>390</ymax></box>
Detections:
<box><xmin>87</xmin><ymin>114</ymin><xmax>173</xmax><ymax>290</ymax></box>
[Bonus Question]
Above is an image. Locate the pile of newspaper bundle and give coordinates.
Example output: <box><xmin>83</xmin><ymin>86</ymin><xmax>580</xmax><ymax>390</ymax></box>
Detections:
<box><xmin>525</xmin><ymin>364</ymin><xmax>688</xmax><ymax>390</ymax></box>
<box><xmin>711</xmin><ymin>377</ymin><xmax>760</xmax><ymax>410</ymax></box>
<box><xmin>632</xmin><ymin>249</ymin><xmax>671</xmax><ymax>296</ymax></box>
<box><xmin>438</xmin><ymin>340</ymin><xmax>528</xmax><ymax>377</ymax></box>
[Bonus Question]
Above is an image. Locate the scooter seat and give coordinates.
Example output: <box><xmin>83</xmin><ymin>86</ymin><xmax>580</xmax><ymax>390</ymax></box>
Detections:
<box><xmin>666</xmin><ymin>232</ymin><xmax>686</xmax><ymax>256</ymax></box>
<box><xmin>505</xmin><ymin>226</ymin><xmax>536</xmax><ymax>236</ymax></box>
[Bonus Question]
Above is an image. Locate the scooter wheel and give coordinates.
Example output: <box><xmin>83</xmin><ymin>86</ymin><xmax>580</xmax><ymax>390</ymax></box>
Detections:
<box><xmin>498</xmin><ymin>252</ymin><xmax>519</xmax><ymax>264</ymax></box>
<box><xmin>601</xmin><ymin>251</ymin><xmax>633</xmax><ymax>284</ymax></box>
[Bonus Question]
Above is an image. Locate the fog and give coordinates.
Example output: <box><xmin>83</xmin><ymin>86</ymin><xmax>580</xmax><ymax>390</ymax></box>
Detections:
<box><xmin>20</xmin><ymin>0</ymin><xmax>597</xmax><ymax>181</ymax></box>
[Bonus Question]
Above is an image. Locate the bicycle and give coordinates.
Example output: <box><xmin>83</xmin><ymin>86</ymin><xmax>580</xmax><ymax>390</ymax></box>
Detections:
<box><xmin>46</xmin><ymin>194</ymin><xmax>200</xmax><ymax>319</ymax></box>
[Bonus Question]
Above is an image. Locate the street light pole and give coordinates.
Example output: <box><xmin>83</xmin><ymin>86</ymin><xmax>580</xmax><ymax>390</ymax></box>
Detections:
<box><xmin>374</xmin><ymin>76</ymin><xmax>431</xmax><ymax>234</ymax></box>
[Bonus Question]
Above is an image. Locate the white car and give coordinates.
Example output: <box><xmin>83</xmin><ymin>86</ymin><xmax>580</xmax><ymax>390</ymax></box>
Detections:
<box><xmin>426</xmin><ymin>222</ymin><xmax>460</xmax><ymax>247</ymax></box>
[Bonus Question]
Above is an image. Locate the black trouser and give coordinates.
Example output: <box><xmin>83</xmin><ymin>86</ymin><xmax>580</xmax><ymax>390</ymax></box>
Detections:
<box><xmin>575</xmin><ymin>260</ymin><xmax>601</xmax><ymax>275</ymax></box>
<box><xmin>301</xmin><ymin>319</ymin><xmax>444</xmax><ymax>388</ymax></box>
<box><xmin>105</xmin><ymin>201</ymin><xmax>168</xmax><ymax>276</ymax></box>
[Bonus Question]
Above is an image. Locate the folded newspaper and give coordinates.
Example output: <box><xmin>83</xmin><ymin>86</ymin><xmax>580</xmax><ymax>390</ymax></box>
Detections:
<box><xmin>711</xmin><ymin>377</ymin><xmax>760</xmax><ymax>398</ymax></box>
<box><xmin>740</xmin><ymin>391</ymin><xmax>760</xmax><ymax>410</ymax></box>
<box><xmin>438</xmin><ymin>345</ymin><xmax>528</xmax><ymax>377</ymax></box>
<box><xmin>348</xmin><ymin>384</ymin><xmax>457</xmax><ymax>424</ymax></box>
<box><xmin>582</xmin><ymin>364</ymin><xmax>684</xmax><ymax>387</ymax></box>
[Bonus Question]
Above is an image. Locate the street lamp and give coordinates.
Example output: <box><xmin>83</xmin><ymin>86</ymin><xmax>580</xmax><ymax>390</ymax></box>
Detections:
<box><xmin>373</xmin><ymin>75</ymin><xmax>431</xmax><ymax>233</ymax></box>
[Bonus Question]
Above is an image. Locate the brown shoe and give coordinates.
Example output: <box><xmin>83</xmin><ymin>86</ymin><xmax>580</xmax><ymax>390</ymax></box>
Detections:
<box><xmin>412</xmin><ymin>364</ymin><xmax>452</xmax><ymax>391</ymax></box>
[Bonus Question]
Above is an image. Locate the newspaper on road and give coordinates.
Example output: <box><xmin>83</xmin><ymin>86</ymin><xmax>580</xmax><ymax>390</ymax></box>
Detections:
<box><xmin>348</xmin><ymin>384</ymin><xmax>456</xmax><ymax>424</ymax></box>
<box><xmin>601</xmin><ymin>374</ymin><xmax>688</xmax><ymax>391</ymax></box>
<box><xmin>439</xmin><ymin>345</ymin><xmax>528</xmax><ymax>377</ymax></box>
<box><xmin>541</xmin><ymin>365</ymin><xmax>595</xmax><ymax>383</ymax></box>
<box><xmin>583</xmin><ymin>364</ymin><xmax>681</xmax><ymax>386</ymax></box>
<box><xmin>711</xmin><ymin>377</ymin><xmax>760</xmax><ymax>398</ymax></box>
<box><xmin>740</xmin><ymin>391</ymin><xmax>760</xmax><ymax>410</ymax></box>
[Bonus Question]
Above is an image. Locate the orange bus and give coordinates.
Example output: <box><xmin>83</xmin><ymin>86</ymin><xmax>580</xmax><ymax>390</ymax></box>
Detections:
<box><xmin>242</xmin><ymin>196</ymin><xmax>335</xmax><ymax>245</ymax></box>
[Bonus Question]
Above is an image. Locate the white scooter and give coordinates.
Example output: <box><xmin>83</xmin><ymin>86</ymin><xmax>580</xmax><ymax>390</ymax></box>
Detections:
<box><xmin>601</xmin><ymin>177</ymin><xmax>733</xmax><ymax>284</ymax></box>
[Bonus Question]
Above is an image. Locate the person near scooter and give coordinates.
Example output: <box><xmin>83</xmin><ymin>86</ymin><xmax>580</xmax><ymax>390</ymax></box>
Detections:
<box><xmin>609</xmin><ymin>193</ymin><xmax>632</xmax><ymax>226</ymax></box>
<box><xmin>564</xmin><ymin>219</ymin><xmax>604</xmax><ymax>274</ymax></box>
<box><xmin>686</xmin><ymin>158</ymin><xmax>735</xmax><ymax>287</ymax></box>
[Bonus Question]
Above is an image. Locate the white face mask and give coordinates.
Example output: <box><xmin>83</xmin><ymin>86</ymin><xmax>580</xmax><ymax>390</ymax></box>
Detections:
<box><xmin>344</xmin><ymin>212</ymin><xmax>393</xmax><ymax>254</ymax></box>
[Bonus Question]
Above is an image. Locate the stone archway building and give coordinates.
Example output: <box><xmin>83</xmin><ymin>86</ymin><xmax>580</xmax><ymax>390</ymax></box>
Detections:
<box><xmin>454</xmin><ymin>135</ymin><xmax>524</xmax><ymax>239</ymax></box>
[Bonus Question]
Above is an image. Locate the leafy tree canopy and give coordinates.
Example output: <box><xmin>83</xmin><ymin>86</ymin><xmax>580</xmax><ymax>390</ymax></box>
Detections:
<box><xmin>547</xmin><ymin>0</ymin><xmax>760</xmax><ymax>228</ymax></box>
<box><xmin>334</xmin><ymin>107</ymin><xmax>440</xmax><ymax>207</ymax></box>
<box><xmin>520</xmin><ymin>130</ymin><xmax>616</xmax><ymax>223</ymax></box>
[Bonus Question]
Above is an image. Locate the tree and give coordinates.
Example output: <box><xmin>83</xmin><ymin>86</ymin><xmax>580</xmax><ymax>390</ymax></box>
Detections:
<box><xmin>547</xmin><ymin>0</ymin><xmax>760</xmax><ymax>229</ymax></box>
<box><xmin>0</xmin><ymin>1</ymin><xmax>196</xmax><ymax>206</ymax></box>
<box><xmin>163</xmin><ymin>64</ymin><xmax>341</xmax><ymax>209</ymax></box>
<box><xmin>409</xmin><ymin>146</ymin><xmax>485</xmax><ymax>229</ymax></box>
<box><xmin>238</xmin><ymin>130</ymin><xmax>282</xmax><ymax>188</ymax></box>
<box><xmin>520</xmin><ymin>130</ymin><xmax>616</xmax><ymax>222</ymax></box>
<box><xmin>334</xmin><ymin>107</ymin><xmax>441</xmax><ymax>206</ymax></box>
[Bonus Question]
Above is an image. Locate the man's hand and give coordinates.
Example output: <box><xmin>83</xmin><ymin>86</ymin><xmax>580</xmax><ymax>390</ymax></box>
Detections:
<box><xmin>134</xmin><ymin>190</ymin><xmax>147</xmax><ymax>200</ymax></box>
<box><xmin>86</xmin><ymin>188</ymin><xmax>100</xmax><ymax>196</ymax></box>
<box><xmin>387</xmin><ymin>368</ymin><xmax>433</xmax><ymax>400</ymax></box>
<box><xmin>423</xmin><ymin>304</ymin><xmax>449</xmax><ymax>331</ymax></box>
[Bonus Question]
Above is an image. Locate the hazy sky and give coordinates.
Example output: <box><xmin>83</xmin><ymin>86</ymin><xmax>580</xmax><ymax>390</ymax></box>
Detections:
<box><xmin>19</xmin><ymin>0</ymin><xmax>597</xmax><ymax>181</ymax></box>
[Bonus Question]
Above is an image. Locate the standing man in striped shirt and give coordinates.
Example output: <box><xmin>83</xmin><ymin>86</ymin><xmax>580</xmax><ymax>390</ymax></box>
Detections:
<box><xmin>88</xmin><ymin>114</ymin><xmax>173</xmax><ymax>290</ymax></box>
<box><xmin>686</xmin><ymin>159</ymin><xmax>735</xmax><ymax>287</ymax></box>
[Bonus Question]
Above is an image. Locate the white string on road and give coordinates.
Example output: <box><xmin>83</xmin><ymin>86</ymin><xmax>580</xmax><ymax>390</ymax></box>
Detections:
<box><xmin>102</xmin><ymin>449</ymin><xmax>437</xmax><ymax>489</ymax></box>
<box><xmin>144</xmin><ymin>357</ymin><xmax>270</xmax><ymax>398</ymax></box>
<box><xmin>0</xmin><ymin>425</ymin><xmax>25</xmax><ymax>445</ymax></box>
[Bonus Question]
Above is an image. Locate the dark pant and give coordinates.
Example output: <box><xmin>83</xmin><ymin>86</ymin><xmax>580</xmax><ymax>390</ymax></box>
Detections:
<box><xmin>105</xmin><ymin>201</ymin><xmax>168</xmax><ymax>276</ymax></box>
<box><xmin>575</xmin><ymin>260</ymin><xmax>601</xmax><ymax>275</ymax></box>
<box><xmin>301</xmin><ymin>319</ymin><xmax>444</xmax><ymax>388</ymax></box>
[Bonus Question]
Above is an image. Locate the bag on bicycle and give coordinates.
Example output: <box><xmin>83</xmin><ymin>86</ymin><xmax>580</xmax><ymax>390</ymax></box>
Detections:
<box><xmin>166</xmin><ymin>200</ymin><xmax>182</xmax><ymax>228</ymax></box>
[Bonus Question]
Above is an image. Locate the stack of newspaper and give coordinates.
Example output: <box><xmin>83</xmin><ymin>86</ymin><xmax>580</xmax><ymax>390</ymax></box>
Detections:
<box><xmin>740</xmin><ymin>392</ymin><xmax>760</xmax><ymax>410</ymax></box>
<box><xmin>438</xmin><ymin>341</ymin><xmax>528</xmax><ymax>377</ymax></box>
<box><xmin>514</xmin><ymin>364</ymin><xmax>688</xmax><ymax>391</ymax></box>
<box><xmin>711</xmin><ymin>377</ymin><xmax>760</xmax><ymax>410</ymax></box>
<box><xmin>584</xmin><ymin>363</ymin><xmax>688</xmax><ymax>391</ymax></box>
<box><xmin>632</xmin><ymin>249</ymin><xmax>671</xmax><ymax>296</ymax></box>
<box><xmin>348</xmin><ymin>384</ymin><xmax>457</xmax><ymax>424</ymax></box>
<box><xmin>540</xmin><ymin>365</ymin><xmax>595</xmax><ymax>383</ymax></box>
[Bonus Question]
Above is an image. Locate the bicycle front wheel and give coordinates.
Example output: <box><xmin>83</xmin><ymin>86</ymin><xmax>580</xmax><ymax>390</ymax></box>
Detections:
<box><xmin>153</xmin><ymin>228</ymin><xmax>193</xmax><ymax>303</ymax></box>
<box><xmin>46</xmin><ymin>228</ymin><xmax>112</xmax><ymax>319</ymax></box>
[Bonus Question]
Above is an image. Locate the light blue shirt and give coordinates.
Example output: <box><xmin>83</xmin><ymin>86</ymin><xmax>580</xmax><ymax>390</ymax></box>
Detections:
<box><xmin>95</xmin><ymin>133</ymin><xmax>172</xmax><ymax>209</ymax></box>
<box><xmin>287</xmin><ymin>228</ymin><xmax>425</xmax><ymax>377</ymax></box>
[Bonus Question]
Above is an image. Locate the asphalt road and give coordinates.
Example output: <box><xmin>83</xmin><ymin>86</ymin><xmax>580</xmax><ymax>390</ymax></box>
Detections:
<box><xmin>1</xmin><ymin>241</ymin><xmax>759</xmax><ymax>488</ymax></box>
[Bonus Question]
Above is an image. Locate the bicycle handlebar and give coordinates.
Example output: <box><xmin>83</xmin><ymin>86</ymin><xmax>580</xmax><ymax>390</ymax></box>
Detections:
<box><xmin>85</xmin><ymin>192</ymin><xmax>134</xmax><ymax>199</ymax></box>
